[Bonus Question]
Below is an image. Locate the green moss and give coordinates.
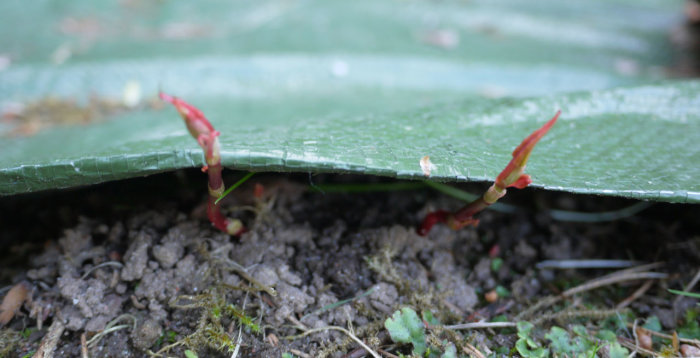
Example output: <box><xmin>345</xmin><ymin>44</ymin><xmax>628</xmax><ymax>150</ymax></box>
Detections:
<box><xmin>0</xmin><ymin>329</ymin><xmax>21</xmax><ymax>358</ymax></box>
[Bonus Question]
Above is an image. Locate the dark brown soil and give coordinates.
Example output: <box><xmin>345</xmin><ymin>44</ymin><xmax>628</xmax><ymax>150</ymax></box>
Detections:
<box><xmin>0</xmin><ymin>171</ymin><xmax>698</xmax><ymax>357</ymax></box>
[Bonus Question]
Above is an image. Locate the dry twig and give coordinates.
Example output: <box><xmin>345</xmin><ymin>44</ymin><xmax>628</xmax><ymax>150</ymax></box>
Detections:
<box><xmin>517</xmin><ymin>268</ymin><xmax>667</xmax><ymax>320</ymax></box>
<box><xmin>286</xmin><ymin>315</ymin><xmax>309</xmax><ymax>332</ymax></box>
<box><xmin>619</xmin><ymin>335</ymin><xmax>657</xmax><ymax>357</ymax></box>
<box><xmin>562</xmin><ymin>272</ymin><xmax>667</xmax><ymax>297</ymax></box>
<box><xmin>462</xmin><ymin>343</ymin><xmax>486</xmax><ymax>358</ymax></box>
<box><xmin>80</xmin><ymin>333</ymin><xmax>89</xmax><ymax>358</ymax></box>
<box><xmin>376</xmin><ymin>348</ymin><xmax>400</xmax><ymax>358</ymax></box>
<box><xmin>285</xmin><ymin>326</ymin><xmax>381</xmax><ymax>358</ymax></box>
<box><xmin>80</xmin><ymin>261</ymin><xmax>123</xmax><ymax>279</ymax></box>
<box><xmin>674</xmin><ymin>267</ymin><xmax>700</xmax><ymax>316</ymax></box>
<box><xmin>33</xmin><ymin>319</ymin><xmax>64</xmax><ymax>358</ymax></box>
<box><xmin>532</xmin><ymin>309</ymin><xmax>618</xmax><ymax>325</ymax></box>
<box><xmin>86</xmin><ymin>314</ymin><xmax>137</xmax><ymax>347</ymax></box>
<box><xmin>625</xmin><ymin>322</ymin><xmax>700</xmax><ymax>346</ymax></box>
<box><xmin>616</xmin><ymin>280</ymin><xmax>655</xmax><ymax>309</ymax></box>
<box><xmin>207</xmin><ymin>244</ymin><xmax>277</xmax><ymax>296</ymax></box>
<box><xmin>289</xmin><ymin>348</ymin><xmax>312</xmax><ymax>358</ymax></box>
<box><xmin>443</xmin><ymin>321</ymin><xmax>516</xmax><ymax>330</ymax></box>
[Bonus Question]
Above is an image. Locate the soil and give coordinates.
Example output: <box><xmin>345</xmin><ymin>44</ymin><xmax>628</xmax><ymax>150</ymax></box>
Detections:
<box><xmin>0</xmin><ymin>171</ymin><xmax>698</xmax><ymax>358</ymax></box>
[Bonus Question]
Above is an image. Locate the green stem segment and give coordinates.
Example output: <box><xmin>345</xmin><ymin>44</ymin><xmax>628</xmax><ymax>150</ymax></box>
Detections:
<box><xmin>215</xmin><ymin>172</ymin><xmax>256</xmax><ymax>205</ymax></box>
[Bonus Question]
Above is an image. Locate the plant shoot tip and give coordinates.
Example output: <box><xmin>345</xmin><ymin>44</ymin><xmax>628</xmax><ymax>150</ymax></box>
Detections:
<box><xmin>418</xmin><ymin>110</ymin><xmax>560</xmax><ymax>235</ymax></box>
<box><xmin>159</xmin><ymin>92</ymin><xmax>175</xmax><ymax>103</ymax></box>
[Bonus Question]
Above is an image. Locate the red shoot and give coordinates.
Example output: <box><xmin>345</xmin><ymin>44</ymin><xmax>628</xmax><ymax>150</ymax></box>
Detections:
<box><xmin>253</xmin><ymin>183</ymin><xmax>265</xmax><ymax>199</ymax></box>
<box><xmin>418</xmin><ymin>110</ymin><xmax>560</xmax><ymax>236</ymax></box>
<box><xmin>160</xmin><ymin>92</ymin><xmax>244</xmax><ymax>236</ymax></box>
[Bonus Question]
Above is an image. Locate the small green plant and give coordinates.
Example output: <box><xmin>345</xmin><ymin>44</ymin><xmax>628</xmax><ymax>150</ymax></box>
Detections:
<box><xmin>643</xmin><ymin>315</ymin><xmax>662</xmax><ymax>332</ymax></box>
<box><xmin>495</xmin><ymin>285</ymin><xmax>510</xmax><ymax>298</ymax></box>
<box><xmin>166</xmin><ymin>330</ymin><xmax>177</xmax><ymax>343</ymax></box>
<box><xmin>418</xmin><ymin>111</ymin><xmax>560</xmax><ymax>235</ymax></box>
<box><xmin>678</xmin><ymin>308</ymin><xmax>700</xmax><ymax>340</ymax></box>
<box><xmin>154</xmin><ymin>329</ymin><xmax>177</xmax><ymax>348</ymax></box>
<box><xmin>515</xmin><ymin>321</ymin><xmax>548</xmax><ymax>358</ymax></box>
<box><xmin>490</xmin><ymin>258</ymin><xmax>503</xmax><ymax>272</ymax></box>
<box><xmin>160</xmin><ymin>93</ymin><xmax>247</xmax><ymax>235</ymax></box>
<box><xmin>600</xmin><ymin>310</ymin><xmax>634</xmax><ymax>332</ymax></box>
<box><xmin>441</xmin><ymin>344</ymin><xmax>457</xmax><ymax>358</ymax></box>
<box><xmin>545</xmin><ymin>326</ymin><xmax>585</xmax><ymax>356</ymax></box>
<box><xmin>596</xmin><ymin>330</ymin><xmax>629</xmax><ymax>358</ymax></box>
<box><xmin>384</xmin><ymin>307</ymin><xmax>458</xmax><ymax>357</ymax></box>
<box><xmin>515</xmin><ymin>321</ymin><xmax>629</xmax><ymax>358</ymax></box>
<box><xmin>19</xmin><ymin>327</ymin><xmax>36</xmax><ymax>339</ymax></box>
<box><xmin>385</xmin><ymin>307</ymin><xmax>427</xmax><ymax>356</ymax></box>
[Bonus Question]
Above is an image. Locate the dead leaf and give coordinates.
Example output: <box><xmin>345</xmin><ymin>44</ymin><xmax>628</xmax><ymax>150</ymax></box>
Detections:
<box><xmin>672</xmin><ymin>331</ymin><xmax>679</xmax><ymax>353</ymax></box>
<box><xmin>0</xmin><ymin>281</ymin><xmax>31</xmax><ymax>326</ymax></box>
<box><xmin>267</xmin><ymin>333</ymin><xmax>279</xmax><ymax>347</ymax></box>
<box><xmin>636</xmin><ymin>326</ymin><xmax>653</xmax><ymax>351</ymax></box>
<box><xmin>681</xmin><ymin>344</ymin><xmax>700</xmax><ymax>357</ymax></box>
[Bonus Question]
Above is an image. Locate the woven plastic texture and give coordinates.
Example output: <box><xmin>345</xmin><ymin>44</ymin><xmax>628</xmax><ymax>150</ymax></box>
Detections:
<box><xmin>1</xmin><ymin>0</ymin><xmax>697</xmax><ymax>202</ymax></box>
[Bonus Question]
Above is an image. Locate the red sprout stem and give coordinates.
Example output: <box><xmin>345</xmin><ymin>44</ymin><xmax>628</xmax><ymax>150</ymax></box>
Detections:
<box><xmin>417</xmin><ymin>210</ymin><xmax>450</xmax><ymax>236</ymax></box>
<box><xmin>160</xmin><ymin>92</ymin><xmax>244</xmax><ymax>236</ymax></box>
<box><xmin>207</xmin><ymin>162</ymin><xmax>224</xmax><ymax>194</ymax></box>
<box><xmin>207</xmin><ymin>196</ymin><xmax>228</xmax><ymax>232</ymax></box>
<box><xmin>452</xmin><ymin>197</ymin><xmax>490</xmax><ymax>222</ymax></box>
<box><xmin>418</xmin><ymin>111</ymin><xmax>560</xmax><ymax>236</ymax></box>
